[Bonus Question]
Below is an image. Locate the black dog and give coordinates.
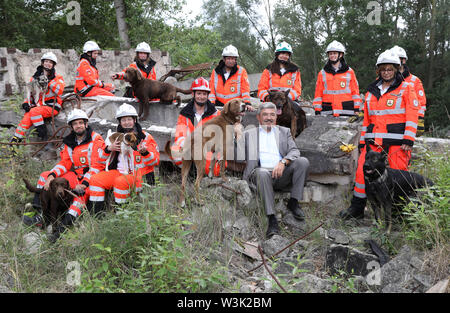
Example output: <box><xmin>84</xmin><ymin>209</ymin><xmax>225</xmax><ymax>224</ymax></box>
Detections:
<box><xmin>266</xmin><ymin>90</ymin><xmax>307</xmax><ymax>138</ymax></box>
<box><xmin>363</xmin><ymin>144</ymin><xmax>433</xmax><ymax>233</ymax></box>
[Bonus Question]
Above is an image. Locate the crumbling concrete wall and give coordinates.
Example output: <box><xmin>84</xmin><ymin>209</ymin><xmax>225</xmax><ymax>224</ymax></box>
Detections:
<box><xmin>0</xmin><ymin>47</ymin><xmax>174</xmax><ymax>100</ymax></box>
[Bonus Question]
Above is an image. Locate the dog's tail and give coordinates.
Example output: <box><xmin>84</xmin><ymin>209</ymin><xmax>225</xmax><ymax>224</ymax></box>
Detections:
<box><xmin>23</xmin><ymin>178</ymin><xmax>41</xmax><ymax>193</ymax></box>
<box><xmin>164</xmin><ymin>141</ymin><xmax>173</xmax><ymax>159</ymax></box>
<box><xmin>175</xmin><ymin>88</ymin><xmax>192</xmax><ymax>95</ymax></box>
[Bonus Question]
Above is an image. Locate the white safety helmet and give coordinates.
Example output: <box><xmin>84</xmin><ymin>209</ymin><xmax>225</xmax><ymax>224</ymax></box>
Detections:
<box><xmin>326</xmin><ymin>40</ymin><xmax>346</xmax><ymax>54</ymax></box>
<box><xmin>391</xmin><ymin>45</ymin><xmax>407</xmax><ymax>60</ymax></box>
<box><xmin>275</xmin><ymin>41</ymin><xmax>293</xmax><ymax>54</ymax></box>
<box><xmin>376</xmin><ymin>49</ymin><xmax>401</xmax><ymax>66</ymax></box>
<box><xmin>135</xmin><ymin>42</ymin><xmax>152</xmax><ymax>54</ymax></box>
<box><xmin>115</xmin><ymin>103</ymin><xmax>138</xmax><ymax>120</ymax></box>
<box><xmin>67</xmin><ymin>109</ymin><xmax>89</xmax><ymax>125</ymax></box>
<box><xmin>83</xmin><ymin>41</ymin><xmax>101</xmax><ymax>53</ymax></box>
<box><xmin>222</xmin><ymin>45</ymin><xmax>239</xmax><ymax>57</ymax></box>
<box><xmin>41</xmin><ymin>52</ymin><xmax>58</xmax><ymax>64</ymax></box>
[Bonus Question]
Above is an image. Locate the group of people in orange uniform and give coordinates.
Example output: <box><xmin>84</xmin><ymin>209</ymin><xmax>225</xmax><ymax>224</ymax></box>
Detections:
<box><xmin>14</xmin><ymin>39</ymin><xmax>427</xmax><ymax>241</ymax></box>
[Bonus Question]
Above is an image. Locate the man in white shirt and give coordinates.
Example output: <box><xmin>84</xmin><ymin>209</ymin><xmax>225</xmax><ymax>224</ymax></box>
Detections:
<box><xmin>237</xmin><ymin>102</ymin><xmax>310</xmax><ymax>238</ymax></box>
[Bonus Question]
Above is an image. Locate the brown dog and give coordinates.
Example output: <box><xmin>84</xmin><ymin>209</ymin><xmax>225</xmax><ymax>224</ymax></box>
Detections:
<box><xmin>105</xmin><ymin>131</ymin><xmax>139</xmax><ymax>170</ymax></box>
<box><xmin>123</xmin><ymin>67</ymin><xmax>191</xmax><ymax>119</ymax></box>
<box><xmin>266</xmin><ymin>90</ymin><xmax>307</xmax><ymax>138</ymax></box>
<box><xmin>166</xmin><ymin>99</ymin><xmax>245</xmax><ymax>205</ymax></box>
<box><xmin>23</xmin><ymin>177</ymin><xmax>73</xmax><ymax>232</ymax></box>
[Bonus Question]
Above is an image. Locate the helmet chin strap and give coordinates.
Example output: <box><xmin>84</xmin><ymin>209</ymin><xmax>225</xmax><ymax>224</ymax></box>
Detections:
<box><xmin>195</xmin><ymin>101</ymin><xmax>206</xmax><ymax>107</ymax></box>
<box><xmin>330</xmin><ymin>58</ymin><xmax>340</xmax><ymax>65</ymax></box>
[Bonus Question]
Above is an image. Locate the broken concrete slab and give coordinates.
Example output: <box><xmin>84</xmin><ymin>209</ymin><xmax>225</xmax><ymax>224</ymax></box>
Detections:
<box><xmin>426</xmin><ymin>279</ymin><xmax>449</xmax><ymax>293</ymax></box>
<box><xmin>0</xmin><ymin>47</ymin><xmax>174</xmax><ymax>100</ymax></box>
<box><xmin>295</xmin><ymin>115</ymin><xmax>360</xmax><ymax>176</ymax></box>
<box><xmin>262</xmin><ymin>235</ymin><xmax>291</xmax><ymax>258</ymax></box>
<box><xmin>325</xmin><ymin>244</ymin><xmax>379</xmax><ymax>277</ymax></box>
<box><xmin>327</xmin><ymin>229</ymin><xmax>350</xmax><ymax>245</ymax></box>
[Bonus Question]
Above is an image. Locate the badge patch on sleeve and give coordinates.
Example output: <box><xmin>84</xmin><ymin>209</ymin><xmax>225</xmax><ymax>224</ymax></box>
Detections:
<box><xmin>79</xmin><ymin>156</ymin><xmax>87</xmax><ymax>164</ymax></box>
<box><xmin>340</xmin><ymin>82</ymin><xmax>346</xmax><ymax>88</ymax></box>
<box><xmin>386</xmin><ymin>99</ymin><xmax>394</xmax><ymax>107</ymax></box>
<box><xmin>287</xmin><ymin>80</ymin><xmax>292</xmax><ymax>86</ymax></box>
<box><xmin>413</xmin><ymin>100</ymin><xmax>419</xmax><ymax>107</ymax></box>
<box><xmin>135</xmin><ymin>155</ymin><xmax>141</xmax><ymax>163</ymax></box>
<box><xmin>419</xmin><ymin>90</ymin><xmax>424</xmax><ymax>97</ymax></box>
<box><xmin>230</xmin><ymin>86</ymin><xmax>235</xmax><ymax>93</ymax></box>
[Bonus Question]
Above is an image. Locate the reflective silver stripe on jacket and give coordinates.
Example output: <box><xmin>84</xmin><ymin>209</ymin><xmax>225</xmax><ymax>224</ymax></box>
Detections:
<box><xmin>322</xmin><ymin>70</ymin><xmax>351</xmax><ymax>95</ymax></box>
<box><xmin>214</xmin><ymin>67</ymin><xmax>243</xmax><ymax>100</ymax></box>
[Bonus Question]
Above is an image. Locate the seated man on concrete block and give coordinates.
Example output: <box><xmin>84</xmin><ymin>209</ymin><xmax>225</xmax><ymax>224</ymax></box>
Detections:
<box><xmin>236</xmin><ymin>102</ymin><xmax>310</xmax><ymax>238</ymax></box>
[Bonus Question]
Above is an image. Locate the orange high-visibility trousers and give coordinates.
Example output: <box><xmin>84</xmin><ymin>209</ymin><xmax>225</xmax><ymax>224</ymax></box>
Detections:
<box><xmin>88</xmin><ymin>170</ymin><xmax>144</xmax><ymax>204</ymax></box>
<box><xmin>353</xmin><ymin>145</ymin><xmax>411</xmax><ymax>199</ymax></box>
<box><xmin>36</xmin><ymin>171</ymin><xmax>90</xmax><ymax>217</ymax></box>
<box><xmin>83</xmin><ymin>87</ymin><xmax>114</xmax><ymax>97</ymax></box>
<box><xmin>14</xmin><ymin>106</ymin><xmax>58</xmax><ymax>139</ymax></box>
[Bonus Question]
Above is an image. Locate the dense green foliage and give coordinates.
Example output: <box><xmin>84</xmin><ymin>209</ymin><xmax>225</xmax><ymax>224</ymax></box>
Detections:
<box><xmin>0</xmin><ymin>0</ymin><xmax>448</xmax><ymax>130</ymax></box>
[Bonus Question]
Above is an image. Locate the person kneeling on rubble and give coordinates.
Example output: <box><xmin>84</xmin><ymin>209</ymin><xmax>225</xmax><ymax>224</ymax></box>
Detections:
<box><xmin>111</xmin><ymin>42</ymin><xmax>157</xmax><ymax>98</ymax></box>
<box><xmin>235</xmin><ymin>102</ymin><xmax>310</xmax><ymax>239</ymax></box>
<box><xmin>23</xmin><ymin>109</ymin><xmax>105</xmax><ymax>242</ymax></box>
<box><xmin>88</xmin><ymin>104</ymin><xmax>159</xmax><ymax>214</ymax></box>
<box><xmin>11</xmin><ymin>52</ymin><xmax>65</xmax><ymax>144</ymax></box>
<box><xmin>74</xmin><ymin>41</ymin><xmax>115</xmax><ymax>97</ymax></box>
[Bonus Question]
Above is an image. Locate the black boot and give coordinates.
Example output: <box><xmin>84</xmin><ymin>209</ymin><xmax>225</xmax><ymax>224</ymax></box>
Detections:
<box><xmin>22</xmin><ymin>212</ymin><xmax>44</xmax><ymax>227</ymax></box>
<box><xmin>35</xmin><ymin>125</ymin><xmax>48</xmax><ymax>141</ymax></box>
<box><xmin>145</xmin><ymin>172</ymin><xmax>155</xmax><ymax>185</ymax></box>
<box><xmin>338</xmin><ymin>197</ymin><xmax>366</xmax><ymax>220</ymax></box>
<box><xmin>32</xmin><ymin>192</ymin><xmax>42</xmax><ymax>210</ymax></box>
<box><xmin>48</xmin><ymin>213</ymin><xmax>76</xmax><ymax>243</ymax></box>
<box><xmin>287</xmin><ymin>198</ymin><xmax>305</xmax><ymax>221</ymax></box>
<box><xmin>91</xmin><ymin>201</ymin><xmax>106</xmax><ymax>218</ymax></box>
<box><xmin>266</xmin><ymin>215</ymin><xmax>280</xmax><ymax>239</ymax></box>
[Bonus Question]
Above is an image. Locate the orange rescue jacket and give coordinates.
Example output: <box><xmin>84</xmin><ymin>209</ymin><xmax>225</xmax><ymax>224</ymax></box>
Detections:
<box><xmin>313</xmin><ymin>61</ymin><xmax>361</xmax><ymax>116</ymax></box>
<box><xmin>115</xmin><ymin>59</ymin><xmax>157</xmax><ymax>81</ymax></box>
<box><xmin>97</xmin><ymin>127</ymin><xmax>160</xmax><ymax>176</ymax></box>
<box><xmin>48</xmin><ymin>128</ymin><xmax>105</xmax><ymax>186</ymax></box>
<box><xmin>74</xmin><ymin>55</ymin><xmax>105</xmax><ymax>96</ymax></box>
<box><xmin>24</xmin><ymin>68</ymin><xmax>65</xmax><ymax>111</ymax></box>
<box><xmin>258</xmin><ymin>62</ymin><xmax>302</xmax><ymax>101</ymax></box>
<box><xmin>402</xmin><ymin>67</ymin><xmax>426</xmax><ymax>119</ymax></box>
<box><xmin>359</xmin><ymin>74</ymin><xmax>420</xmax><ymax>149</ymax></box>
<box><xmin>209</xmin><ymin>61</ymin><xmax>251</xmax><ymax>105</ymax></box>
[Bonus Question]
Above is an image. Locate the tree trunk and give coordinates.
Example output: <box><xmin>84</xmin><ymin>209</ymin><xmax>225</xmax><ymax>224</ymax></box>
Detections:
<box><xmin>427</xmin><ymin>0</ymin><xmax>437</xmax><ymax>90</ymax></box>
<box><xmin>114</xmin><ymin>0</ymin><xmax>131</xmax><ymax>50</ymax></box>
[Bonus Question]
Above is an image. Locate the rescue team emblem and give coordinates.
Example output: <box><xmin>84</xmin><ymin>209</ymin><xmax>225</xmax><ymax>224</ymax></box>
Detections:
<box><xmin>79</xmin><ymin>157</ymin><xmax>87</xmax><ymax>164</ymax></box>
<box><xmin>419</xmin><ymin>90</ymin><xmax>424</xmax><ymax>97</ymax></box>
<box><xmin>230</xmin><ymin>86</ymin><xmax>235</xmax><ymax>93</ymax></box>
<box><xmin>135</xmin><ymin>155</ymin><xmax>141</xmax><ymax>163</ymax></box>
<box><xmin>413</xmin><ymin>100</ymin><xmax>419</xmax><ymax>107</ymax></box>
<box><xmin>386</xmin><ymin>99</ymin><xmax>394</xmax><ymax>107</ymax></box>
<box><xmin>340</xmin><ymin>82</ymin><xmax>346</xmax><ymax>88</ymax></box>
<box><xmin>287</xmin><ymin>80</ymin><xmax>292</xmax><ymax>86</ymax></box>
